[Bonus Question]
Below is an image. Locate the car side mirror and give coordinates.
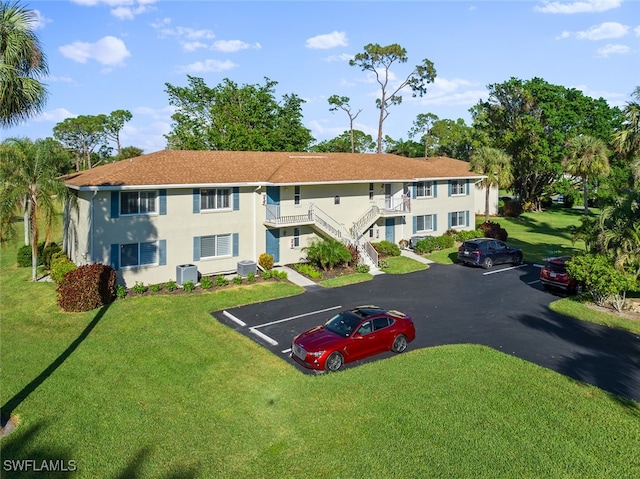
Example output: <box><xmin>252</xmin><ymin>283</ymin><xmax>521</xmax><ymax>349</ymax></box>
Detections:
<box><xmin>353</xmin><ymin>333</ymin><xmax>363</xmax><ymax>340</ymax></box>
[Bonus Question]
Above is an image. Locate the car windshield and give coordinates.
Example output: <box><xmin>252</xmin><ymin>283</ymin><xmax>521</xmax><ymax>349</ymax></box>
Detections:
<box><xmin>325</xmin><ymin>312</ymin><xmax>362</xmax><ymax>338</ymax></box>
<box><xmin>545</xmin><ymin>262</ymin><xmax>566</xmax><ymax>273</ymax></box>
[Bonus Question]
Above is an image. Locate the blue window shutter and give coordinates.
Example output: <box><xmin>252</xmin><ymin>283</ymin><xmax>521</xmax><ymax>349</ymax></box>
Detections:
<box><xmin>412</xmin><ymin>216</ymin><xmax>417</xmax><ymax>234</ymax></box>
<box><xmin>110</xmin><ymin>244</ymin><xmax>120</xmax><ymax>270</ymax></box>
<box><xmin>159</xmin><ymin>189</ymin><xmax>167</xmax><ymax>215</ymax></box>
<box><xmin>448</xmin><ymin>213</ymin><xmax>452</xmax><ymax>229</ymax></box>
<box><xmin>233</xmin><ymin>233</ymin><xmax>239</xmax><ymax>257</ymax></box>
<box><xmin>193</xmin><ymin>236</ymin><xmax>200</xmax><ymax>261</ymax></box>
<box><xmin>466</xmin><ymin>210</ymin><xmax>470</xmax><ymax>226</ymax></box>
<box><xmin>193</xmin><ymin>189</ymin><xmax>200</xmax><ymax>213</ymax></box>
<box><xmin>233</xmin><ymin>187</ymin><xmax>239</xmax><ymax>211</ymax></box>
<box><xmin>448</xmin><ymin>181</ymin><xmax>452</xmax><ymax>197</ymax></box>
<box><xmin>433</xmin><ymin>214</ymin><xmax>438</xmax><ymax>232</ymax></box>
<box><xmin>433</xmin><ymin>182</ymin><xmax>438</xmax><ymax>198</ymax></box>
<box><xmin>466</xmin><ymin>180</ymin><xmax>470</xmax><ymax>196</ymax></box>
<box><xmin>412</xmin><ymin>183</ymin><xmax>417</xmax><ymax>199</ymax></box>
<box><xmin>111</xmin><ymin>192</ymin><xmax>119</xmax><ymax>218</ymax></box>
<box><xmin>159</xmin><ymin>239</ymin><xmax>167</xmax><ymax>266</ymax></box>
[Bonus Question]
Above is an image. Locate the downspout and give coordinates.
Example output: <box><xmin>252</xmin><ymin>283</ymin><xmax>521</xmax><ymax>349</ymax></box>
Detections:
<box><xmin>89</xmin><ymin>190</ymin><xmax>97</xmax><ymax>264</ymax></box>
<box><xmin>253</xmin><ymin>186</ymin><xmax>261</xmax><ymax>262</ymax></box>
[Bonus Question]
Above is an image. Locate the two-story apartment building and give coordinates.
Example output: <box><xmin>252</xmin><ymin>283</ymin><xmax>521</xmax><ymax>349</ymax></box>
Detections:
<box><xmin>62</xmin><ymin>150</ymin><xmax>491</xmax><ymax>287</ymax></box>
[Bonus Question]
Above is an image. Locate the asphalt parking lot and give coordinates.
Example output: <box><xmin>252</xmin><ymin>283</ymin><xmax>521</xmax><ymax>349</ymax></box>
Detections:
<box><xmin>212</xmin><ymin>263</ymin><xmax>640</xmax><ymax>402</ymax></box>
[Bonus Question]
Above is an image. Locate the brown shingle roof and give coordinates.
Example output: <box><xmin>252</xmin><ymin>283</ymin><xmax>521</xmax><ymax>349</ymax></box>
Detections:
<box><xmin>62</xmin><ymin>150</ymin><xmax>482</xmax><ymax>188</ymax></box>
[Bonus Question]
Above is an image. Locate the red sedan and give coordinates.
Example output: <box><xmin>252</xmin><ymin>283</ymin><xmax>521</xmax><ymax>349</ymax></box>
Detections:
<box><xmin>291</xmin><ymin>305</ymin><xmax>416</xmax><ymax>372</ymax></box>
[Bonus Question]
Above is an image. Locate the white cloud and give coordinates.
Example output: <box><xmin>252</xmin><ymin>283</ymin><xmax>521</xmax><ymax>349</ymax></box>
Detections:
<box><xmin>176</xmin><ymin>59</ymin><xmax>238</xmax><ymax>73</ymax></box>
<box><xmin>182</xmin><ymin>41</ymin><xmax>208</xmax><ymax>53</ymax></box>
<box><xmin>306</xmin><ymin>31</ymin><xmax>348</xmax><ymax>49</ymax></box>
<box><xmin>635</xmin><ymin>25</ymin><xmax>640</xmax><ymax>36</ymax></box>
<box><xmin>596</xmin><ymin>43</ymin><xmax>630</xmax><ymax>57</ymax></box>
<box><xmin>535</xmin><ymin>0</ymin><xmax>621</xmax><ymax>14</ymax></box>
<box><xmin>59</xmin><ymin>36</ymin><xmax>131</xmax><ymax>66</ymax></box>
<box><xmin>35</xmin><ymin>108</ymin><xmax>75</xmax><ymax>123</ymax></box>
<box><xmin>576</xmin><ymin>22</ymin><xmax>629</xmax><ymax>40</ymax></box>
<box><xmin>31</xmin><ymin>10</ymin><xmax>51</xmax><ymax>30</ymax></box>
<box><xmin>212</xmin><ymin>40</ymin><xmax>261</xmax><ymax>53</ymax></box>
<box><xmin>323</xmin><ymin>53</ymin><xmax>353</xmax><ymax>63</ymax></box>
<box><xmin>72</xmin><ymin>0</ymin><xmax>156</xmax><ymax>19</ymax></box>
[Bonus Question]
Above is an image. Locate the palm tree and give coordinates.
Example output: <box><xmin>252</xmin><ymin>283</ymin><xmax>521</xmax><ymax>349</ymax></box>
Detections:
<box><xmin>470</xmin><ymin>146</ymin><xmax>513</xmax><ymax>222</ymax></box>
<box><xmin>612</xmin><ymin>86</ymin><xmax>640</xmax><ymax>184</ymax></box>
<box><xmin>563</xmin><ymin>135</ymin><xmax>610</xmax><ymax>215</ymax></box>
<box><xmin>0</xmin><ymin>137</ymin><xmax>68</xmax><ymax>281</ymax></box>
<box><xmin>0</xmin><ymin>1</ymin><xmax>49</xmax><ymax>128</ymax></box>
<box><xmin>599</xmin><ymin>189</ymin><xmax>640</xmax><ymax>279</ymax></box>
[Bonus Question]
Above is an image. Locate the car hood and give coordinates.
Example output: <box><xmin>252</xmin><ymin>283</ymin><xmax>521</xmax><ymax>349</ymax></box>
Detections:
<box><xmin>294</xmin><ymin>326</ymin><xmax>344</xmax><ymax>351</ymax></box>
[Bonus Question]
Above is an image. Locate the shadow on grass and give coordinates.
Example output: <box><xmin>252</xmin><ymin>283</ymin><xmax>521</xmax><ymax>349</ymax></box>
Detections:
<box><xmin>0</xmin><ymin>303</ymin><xmax>111</xmax><ymax>431</ymax></box>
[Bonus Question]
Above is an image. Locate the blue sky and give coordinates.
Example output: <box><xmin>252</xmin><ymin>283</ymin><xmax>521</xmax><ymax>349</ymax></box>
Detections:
<box><xmin>3</xmin><ymin>0</ymin><xmax>639</xmax><ymax>154</ymax></box>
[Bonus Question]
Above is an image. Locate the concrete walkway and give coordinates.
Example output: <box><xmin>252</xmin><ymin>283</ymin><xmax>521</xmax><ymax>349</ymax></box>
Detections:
<box><xmin>400</xmin><ymin>249</ymin><xmax>434</xmax><ymax>264</ymax></box>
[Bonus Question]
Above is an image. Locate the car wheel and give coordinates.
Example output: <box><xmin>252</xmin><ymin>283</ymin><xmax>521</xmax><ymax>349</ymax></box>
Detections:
<box><xmin>512</xmin><ymin>254</ymin><xmax>523</xmax><ymax>266</ymax></box>
<box><xmin>482</xmin><ymin>257</ymin><xmax>493</xmax><ymax>269</ymax></box>
<box><xmin>392</xmin><ymin>334</ymin><xmax>408</xmax><ymax>353</ymax></box>
<box><xmin>325</xmin><ymin>352</ymin><xmax>343</xmax><ymax>372</ymax></box>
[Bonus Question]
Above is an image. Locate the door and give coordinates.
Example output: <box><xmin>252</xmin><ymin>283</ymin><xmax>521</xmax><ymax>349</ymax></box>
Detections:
<box><xmin>266</xmin><ymin>228</ymin><xmax>280</xmax><ymax>262</ymax></box>
<box><xmin>384</xmin><ymin>183</ymin><xmax>392</xmax><ymax>209</ymax></box>
<box><xmin>265</xmin><ymin>186</ymin><xmax>280</xmax><ymax>222</ymax></box>
<box><xmin>385</xmin><ymin>218</ymin><xmax>395</xmax><ymax>243</ymax></box>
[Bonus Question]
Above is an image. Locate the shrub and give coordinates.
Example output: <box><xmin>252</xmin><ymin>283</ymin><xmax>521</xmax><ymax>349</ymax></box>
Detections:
<box><xmin>371</xmin><ymin>240</ymin><xmax>401</xmax><ymax>257</ymax></box>
<box><xmin>345</xmin><ymin>242</ymin><xmax>360</xmax><ymax>265</ymax></box>
<box><xmin>182</xmin><ymin>280</ymin><xmax>196</xmax><ymax>292</ymax></box>
<box><xmin>200</xmin><ymin>276</ymin><xmax>213</xmax><ymax>289</ymax></box>
<box><xmin>215</xmin><ymin>275</ymin><xmax>229</xmax><ymax>287</ymax></box>
<box><xmin>16</xmin><ymin>245</ymin><xmax>33</xmax><ymax>267</ymax></box>
<box><xmin>303</xmin><ymin>238</ymin><xmax>352</xmax><ymax>270</ymax></box>
<box><xmin>261</xmin><ymin>269</ymin><xmax>273</xmax><ymax>280</ymax></box>
<box><xmin>165</xmin><ymin>280</ymin><xmax>178</xmax><ymax>292</ymax></box>
<box><xmin>273</xmin><ymin>270</ymin><xmax>288</xmax><ymax>280</ymax></box>
<box><xmin>131</xmin><ymin>281</ymin><xmax>147</xmax><ymax>294</ymax></box>
<box><xmin>150</xmin><ymin>283</ymin><xmax>163</xmax><ymax>293</ymax></box>
<box><xmin>294</xmin><ymin>263</ymin><xmax>323</xmax><ymax>279</ymax></box>
<box><xmin>455</xmin><ymin>229</ymin><xmax>483</xmax><ymax>242</ymax></box>
<box><xmin>478</xmin><ymin>221</ymin><xmax>508</xmax><ymax>241</ymax></box>
<box><xmin>258</xmin><ymin>253</ymin><xmax>274</xmax><ymax>271</ymax></box>
<box><xmin>115</xmin><ymin>284</ymin><xmax>127</xmax><ymax>299</ymax></box>
<box><xmin>50</xmin><ymin>252</ymin><xmax>77</xmax><ymax>284</ymax></box>
<box><xmin>502</xmin><ymin>201</ymin><xmax>522</xmax><ymax>218</ymax></box>
<box><xmin>57</xmin><ymin>263</ymin><xmax>117</xmax><ymax>312</ymax></box>
<box><xmin>414</xmin><ymin>237</ymin><xmax>440</xmax><ymax>254</ymax></box>
<box><xmin>378</xmin><ymin>258</ymin><xmax>389</xmax><ymax>269</ymax></box>
<box><xmin>246</xmin><ymin>272</ymin><xmax>256</xmax><ymax>282</ymax></box>
<box><xmin>355</xmin><ymin>263</ymin><xmax>370</xmax><ymax>273</ymax></box>
<box><xmin>41</xmin><ymin>243</ymin><xmax>62</xmax><ymax>269</ymax></box>
<box><xmin>232</xmin><ymin>275</ymin><xmax>243</xmax><ymax>285</ymax></box>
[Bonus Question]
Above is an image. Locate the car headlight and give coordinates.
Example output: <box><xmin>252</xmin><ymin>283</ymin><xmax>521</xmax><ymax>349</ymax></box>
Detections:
<box><xmin>308</xmin><ymin>350</ymin><xmax>326</xmax><ymax>358</ymax></box>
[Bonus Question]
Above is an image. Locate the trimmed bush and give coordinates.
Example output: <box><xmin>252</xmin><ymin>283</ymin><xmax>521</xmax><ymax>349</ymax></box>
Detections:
<box><xmin>232</xmin><ymin>276</ymin><xmax>243</xmax><ymax>285</ymax></box>
<box><xmin>131</xmin><ymin>281</ymin><xmax>147</xmax><ymax>294</ymax></box>
<box><xmin>246</xmin><ymin>272</ymin><xmax>256</xmax><ymax>282</ymax></box>
<box><xmin>41</xmin><ymin>243</ymin><xmax>62</xmax><ymax>269</ymax></box>
<box><xmin>182</xmin><ymin>280</ymin><xmax>196</xmax><ymax>292</ymax></box>
<box><xmin>50</xmin><ymin>252</ymin><xmax>78</xmax><ymax>284</ymax></box>
<box><xmin>478</xmin><ymin>221</ymin><xmax>508</xmax><ymax>241</ymax></box>
<box><xmin>258</xmin><ymin>253</ymin><xmax>274</xmax><ymax>270</ymax></box>
<box><xmin>150</xmin><ymin>283</ymin><xmax>163</xmax><ymax>293</ymax></box>
<box><xmin>200</xmin><ymin>276</ymin><xmax>213</xmax><ymax>289</ymax></box>
<box><xmin>165</xmin><ymin>280</ymin><xmax>178</xmax><ymax>292</ymax></box>
<box><xmin>414</xmin><ymin>235</ymin><xmax>454</xmax><ymax>254</ymax></box>
<box><xmin>294</xmin><ymin>263</ymin><xmax>323</xmax><ymax>279</ymax></box>
<box><xmin>215</xmin><ymin>275</ymin><xmax>229</xmax><ymax>287</ymax></box>
<box><xmin>502</xmin><ymin>201</ymin><xmax>522</xmax><ymax>218</ymax></box>
<box><xmin>371</xmin><ymin>240</ymin><xmax>401</xmax><ymax>257</ymax></box>
<box><xmin>56</xmin><ymin>263</ymin><xmax>117</xmax><ymax>312</ymax></box>
<box><xmin>16</xmin><ymin>245</ymin><xmax>33</xmax><ymax>267</ymax></box>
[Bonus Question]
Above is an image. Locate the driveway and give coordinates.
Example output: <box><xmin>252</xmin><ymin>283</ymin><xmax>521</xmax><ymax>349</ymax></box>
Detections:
<box><xmin>212</xmin><ymin>263</ymin><xmax>640</xmax><ymax>402</ymax></box>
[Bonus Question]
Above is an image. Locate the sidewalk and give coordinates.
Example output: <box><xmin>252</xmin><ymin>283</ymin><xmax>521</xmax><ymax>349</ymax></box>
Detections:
<box><xmin>274</xmin><ymin>265</ymin><xmax>318</xmax><ymax>288</ymax></box>
<box><xmin>400</xmin><ymin>249</ymin><xmax>434</xmax><ymax>264</ymax></box>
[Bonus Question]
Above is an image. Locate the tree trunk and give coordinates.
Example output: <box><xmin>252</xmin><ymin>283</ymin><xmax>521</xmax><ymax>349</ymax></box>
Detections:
<box><xmin>485</xmin><ymin>186</ymin><xmax>491</xmax><ymax>223</ymax></box>
<box><xmin>583</xmin><ymin>177</ymin><xmax>589</xmax><ymax>215</ymax></box>
<box><xmin>23</xmin><ymin>197</ymin><xmax>30</xmax><ymax>246</ymax></box>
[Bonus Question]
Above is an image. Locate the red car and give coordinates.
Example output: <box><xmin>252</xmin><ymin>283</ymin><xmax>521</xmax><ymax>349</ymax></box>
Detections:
<box><xmin>540</xmin><ymin>256</ymin><xmax>583</xmax><ymax>294</ymax></box>
<box><xmin>291</xmin><ymin>305</ymin><xmax>416</xmax><ymax>372</ymax></box>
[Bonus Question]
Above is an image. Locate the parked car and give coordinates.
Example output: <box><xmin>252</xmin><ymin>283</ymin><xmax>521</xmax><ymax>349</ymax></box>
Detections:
<box><xmin>457</xmin><ymin>238</ymin><xmax>523</xmax><ymax>269</ymax></box>
<box><xmin>291</xmin><ymin>305</ymin><xmax>415</xmax><ymax>372</ymax></box>
<box><xmin>540</xmin><ymin>256</ymin><xmax>583</xmax><ymax>294</ymax></box>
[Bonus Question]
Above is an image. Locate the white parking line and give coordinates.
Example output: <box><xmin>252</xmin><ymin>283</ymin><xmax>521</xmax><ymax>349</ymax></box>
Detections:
<box><xmin>281</xmin><ymin>348</ymin><xmax>292</xmax><ymax>354</ymax></box>
<box><xmin>252</xmin><ymin>305</ymin><xmax>342</xmax><ymax>329</ymax></box>
<box><xmin>249</xmin><ymin>327</ymin><xmax>278</xmax><ymax>346</ymax></box>
<box><xmin>222</xmin><ymin>310</ymin><xmax>246</xmax><ymax>327</ymax></box>
<box><xmin>527</xmin><ymin>279</ymin><xmax>541</xmax><ymax>285</ymax></box>
<box><xmin>482</xmin><ymin>264</ymin><xmax>528</xmax><ymax>275</ymax></box>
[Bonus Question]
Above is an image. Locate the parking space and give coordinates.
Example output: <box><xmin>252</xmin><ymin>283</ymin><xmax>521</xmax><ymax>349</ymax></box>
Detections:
<box><xmin>211</xmin><ymin>263</ymin><xmax>640</xmax><ymax>401</ymax></box>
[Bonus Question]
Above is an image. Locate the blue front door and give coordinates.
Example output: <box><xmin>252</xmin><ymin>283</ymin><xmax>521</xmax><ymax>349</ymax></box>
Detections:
<box><xmin>385</xmin><ymin>218</ymin><xmax>395</xmax><ymax>243</ymax></box>
<box><xmin>266</xmin><ymin>228</ymin><xmax>280</xmax><ymax>262</ymax></box>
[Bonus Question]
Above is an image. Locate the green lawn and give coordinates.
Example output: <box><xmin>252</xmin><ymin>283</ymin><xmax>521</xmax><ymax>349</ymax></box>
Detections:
<box><xmin>1</xmin><ymin>210</ymin><xmax>639</xmax><ymax>478</ymax></box>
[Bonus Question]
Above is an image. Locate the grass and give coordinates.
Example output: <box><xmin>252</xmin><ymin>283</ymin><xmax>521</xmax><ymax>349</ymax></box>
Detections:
<box><xmin>550</xmin><ymin>296</ymin><xmax>640</xmax><ymax>335</ymax></box>
<box><xmin>2</xmin><ymin>208</ymin><xmax>640</xmax><ymax>477</ymax></box>
<box><xmin>379</xmin><ymin>255</ymin><xmax>429</xmax><ymax>274</ymax></box>
<box><xmin>319</xmin><ymin>272</ymin><xmax>372</xmax><ymax>287</ymax></box>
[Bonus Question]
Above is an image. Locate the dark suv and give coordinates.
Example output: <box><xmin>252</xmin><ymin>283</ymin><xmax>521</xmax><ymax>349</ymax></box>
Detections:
<box><xmin>540</xmin><ymin>256</ymin><xmax>583</xmax><ymax>294</ymax></box>
<box><xmin>457</xmin><ymin>238</ymin><xmax>523</xmax><ymax>269</ymax></box>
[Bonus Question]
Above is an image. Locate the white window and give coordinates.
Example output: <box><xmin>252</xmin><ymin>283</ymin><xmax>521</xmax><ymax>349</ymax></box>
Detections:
<box><xmin>293</xmin><ymin>227</ymin><xmax>300</xmax><ymax>247</ymax></box>
<box><xmin>416</xmin><ymin>214</ymin><xmax>435</xmax><ymax>232</ymax></box>
<box><xmin>416</xmin><ymin>181</ymin><xmax>433</xmax><ymax>198</ymax></box>
<box><xmin>450</xmin><ymin>211</ymin><xmax>466</xmax><ymax>228</ymax></box>
<box><xmin>450</xmin><ymin>180</ymin><xmax>465</xmax><ymax>196</ymax></box>
<box><xmin>121</xmin><ymin>191</ymin><xmax>157</xmax><ymax>215</ymax></box>
<box><xmin>200</xmin><ymin>234</ymin><xmax>231</xmax><ymax>258</ymax></box>
<box><xmin>120</xmin><ymin>242</ymin><xmax>158</xmax><ymax>267</ymax></box>
<box><xmin>201</xmin><ymin>189</ymin><xmax>230</xmax><ymax>210</ymax></box>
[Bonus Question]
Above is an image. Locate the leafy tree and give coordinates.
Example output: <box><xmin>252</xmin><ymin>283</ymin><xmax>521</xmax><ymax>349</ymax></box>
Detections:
<box><xmin>408</xmin><ymin>113</ymin><xmax>438</xmax><ymax>158</ymax></box>
<box><xmin>383</xmin><ymin>136</ymin><xmax>423</xmax><ymax>157</ymax></box>
<box><xmin>349</xmin><ymin>43</ymin><xmax>436</xmax><ymax>153</ymax></box>
<box><xmin>428</xmin><ymin>118</ymin><xmax>480</xmax><ymax>160</ymax></box>
<box><xmin>598</xmin><ymin>189</ymin><xmax>640</xmax><ymax>278</ymax></box>
<box><xmin>563</xmin><ymin>135</ymin><xmax>609</xmax><ymax>215</ymax></box>
<box><xmin>566</xmin><ymin>254</ymin><xmax>637</xmax><ymax>312</ymax></box>
<box><xmin>612</xmin><ymin>86</ymin><xmax>640</xmax><ymax>185</ymax></box>
<box><xmin>104</xmin><ymin>109</ymin><xmax>132</xmax><ymax>157</ymax></box>
<box><xmin>53</xmin><ymin>114</ymin><xmax>108</xmax><ymax>170</ymax></box>
<box><xmin>118</xmin><ymin>145</ymin><xmax>143</xmax><ymax>160</ymax></box>
<box><xmin>327</xmin><ymin>95</ymin><xmax>362</xmax><ymax>153</ymax></box>
<box><xmin>0</xmin><ymin>137</ymin><xmax>68</xmax><ymax>281</ymax></box>
<box><xmin>0</xmin><ymin>1</ymin><xmax>48</xmax><ymax>128</ymax></box>
<box><xmin>165</xmin><ymin>76</ymin><xmax>313</xmax><ymax>151</ymax></box>
<box><xmin>311</xmin><ymin>130</ymin><xmax>375</xmax><ymax>153</ymax></box>
<box><xmin>472</xmin><ymin>77</ymin><xmax>620</xmax><ymax>210</ymax></box>
<box><xmin>470</xmin><ymin>147</ymin><xmax>513</xmax><ymax>222</ymax></box>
